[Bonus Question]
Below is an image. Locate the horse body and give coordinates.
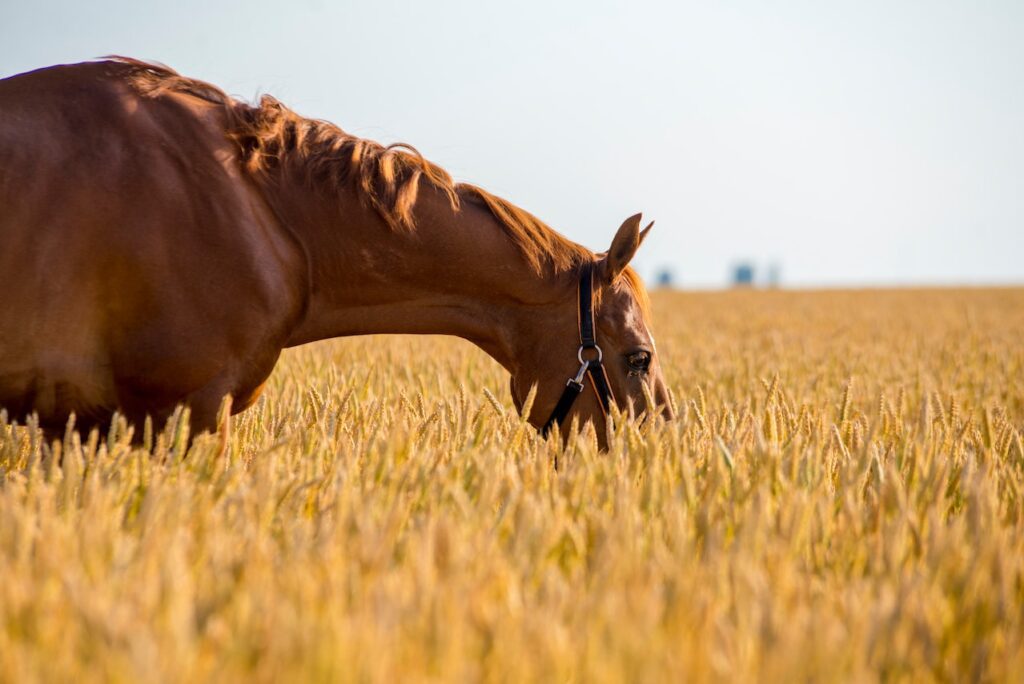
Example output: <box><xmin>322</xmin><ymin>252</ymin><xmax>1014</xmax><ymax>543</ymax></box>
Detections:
<box><xmin>0</xmin><ymin>59</ymin><xmax>671</xmax><ymax>442</ymax></box>
<box><xmin>0</xmin><ymin>62</ymin><xmax>304</xmax><ymax>432</ymax></box>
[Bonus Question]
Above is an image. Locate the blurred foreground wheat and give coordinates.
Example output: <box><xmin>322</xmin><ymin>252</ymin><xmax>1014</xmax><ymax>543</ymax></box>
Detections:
<box><xmin>1</xmin><ymin>288</ymin><xmax>1022</xmax><ymax>682</ymax></box>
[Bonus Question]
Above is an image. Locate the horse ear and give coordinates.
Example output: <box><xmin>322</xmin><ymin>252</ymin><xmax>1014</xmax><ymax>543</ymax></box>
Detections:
<box><xmin>601</xmin><ymin>213</ymin><xmax>653</xmax><ymax>283</ymax></box>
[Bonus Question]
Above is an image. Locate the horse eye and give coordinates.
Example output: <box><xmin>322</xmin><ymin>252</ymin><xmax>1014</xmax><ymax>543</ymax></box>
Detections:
<box><xmin>627</xmin><ymin>351</ymin><xmax>651</xmax><ymax>373</ymax></box>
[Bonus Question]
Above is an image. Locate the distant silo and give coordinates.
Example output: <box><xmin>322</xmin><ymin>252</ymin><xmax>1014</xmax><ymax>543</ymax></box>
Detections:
<box><xmin>732</xmin><ymin>263</ymin><xmax>755</xmax><ymax>287</ymax></box>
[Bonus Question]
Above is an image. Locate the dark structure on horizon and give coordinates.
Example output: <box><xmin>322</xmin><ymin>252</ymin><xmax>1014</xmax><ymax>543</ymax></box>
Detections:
<box><xmin>732</xmin><ymin>263</ymin><xmax>755</xmax><ymax>287</ymax></box>
<box><xmin>656</xmin><ymin>268</ymin><xmax>675</xmax><ymax>288</ymax></box>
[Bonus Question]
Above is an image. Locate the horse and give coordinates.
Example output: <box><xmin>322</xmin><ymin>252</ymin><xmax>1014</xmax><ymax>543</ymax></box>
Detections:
<box><xmin>0</xmin><ymin>58</ymin><xmax>672</xmax><ymax>447</ymax></box>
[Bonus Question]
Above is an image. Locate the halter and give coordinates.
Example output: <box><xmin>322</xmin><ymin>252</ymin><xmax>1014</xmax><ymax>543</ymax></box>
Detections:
<box><xmin>541</xmin><ymin>262</ymin><xmax>616</xmax><ymax>437</ymax></box>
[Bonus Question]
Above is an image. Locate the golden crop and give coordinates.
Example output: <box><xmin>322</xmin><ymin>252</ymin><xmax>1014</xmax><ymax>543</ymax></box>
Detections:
<box><xmin>1</xmin><ymin>288</ymin><xmax>1022</xmax><ymax>682</ymax></box>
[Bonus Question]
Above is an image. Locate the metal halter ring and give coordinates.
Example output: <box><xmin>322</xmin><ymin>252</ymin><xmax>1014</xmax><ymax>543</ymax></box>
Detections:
<box><xmin>577</xmin><ymin>344</ymin><xmax>603</xmax><ymax>365</ymax></box>
<box><xmin>542</xmin><ymin>263</ymin><xmax>616</xmax><ymax>437</ymax></box>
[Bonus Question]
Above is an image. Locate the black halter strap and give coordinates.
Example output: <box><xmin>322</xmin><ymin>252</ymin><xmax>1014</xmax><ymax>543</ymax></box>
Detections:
<box><xmin>541</xmin><ymin>262</ymin><xmax>616</xmax><ymax>437</ymax></box>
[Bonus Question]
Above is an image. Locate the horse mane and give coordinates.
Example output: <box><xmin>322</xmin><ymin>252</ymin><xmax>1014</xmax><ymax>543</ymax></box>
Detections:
<box><xmin>110</xmin><ymin>58</ymin><xmax>649</xmax><ymax>312</ymax></box>
<box><xmin>111</xmin><ymin>57</ymin><xmax>599</xmax><ymax>276</ymax></box>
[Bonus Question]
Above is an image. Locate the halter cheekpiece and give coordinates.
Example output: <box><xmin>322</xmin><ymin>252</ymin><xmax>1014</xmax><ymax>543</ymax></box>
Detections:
<box><xmin>541</xmin><ymin>262</ymin><xmax>616</xmax><ymax>436</ymax></box>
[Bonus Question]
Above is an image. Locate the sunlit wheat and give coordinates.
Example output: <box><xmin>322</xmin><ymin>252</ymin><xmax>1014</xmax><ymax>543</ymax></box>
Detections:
<box><xmin>1</xmin><ymin>288</ymin><xmax>1022</xmax><ymax>682</ymax></box>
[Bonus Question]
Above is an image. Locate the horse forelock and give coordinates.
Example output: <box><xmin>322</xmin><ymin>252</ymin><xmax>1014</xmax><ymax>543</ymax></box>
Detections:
<box><xmin>111</xmin><ymin>57</ymin><xmax>592</xmax><ymax>277</ymax></box>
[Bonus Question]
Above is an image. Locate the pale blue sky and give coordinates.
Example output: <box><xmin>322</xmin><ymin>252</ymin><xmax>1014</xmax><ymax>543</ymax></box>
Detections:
<box><xmin>3</xmin><ymin>1</ymin><xmax>1022</xmax><ymax>287</ymax></box>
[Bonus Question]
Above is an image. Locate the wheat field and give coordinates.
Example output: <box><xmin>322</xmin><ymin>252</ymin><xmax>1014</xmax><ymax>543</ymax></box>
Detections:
<box><xmin>1</xmin><ymin>288</ymin><xmax>1022</xmax><ymax>682</ymax></box>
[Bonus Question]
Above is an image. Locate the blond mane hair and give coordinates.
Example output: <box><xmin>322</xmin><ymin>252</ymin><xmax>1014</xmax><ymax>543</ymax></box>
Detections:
<box><xmin>113</xmin><ymin>56</ymin><xmax>646</xmax><ymax>308</ymax></box>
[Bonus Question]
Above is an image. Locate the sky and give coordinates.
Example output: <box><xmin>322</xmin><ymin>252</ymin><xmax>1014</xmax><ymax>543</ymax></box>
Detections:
<box><xmin>2</xmin><ymin>0</ymin><xmax>1022</xmax><ymax>287</ymax></box>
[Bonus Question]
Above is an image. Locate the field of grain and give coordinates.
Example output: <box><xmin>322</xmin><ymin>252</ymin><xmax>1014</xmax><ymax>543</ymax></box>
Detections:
<box><xmin>1</xmin><ymin>288</ymin><xmax>1022</xmax><ymax>682</ymax></box>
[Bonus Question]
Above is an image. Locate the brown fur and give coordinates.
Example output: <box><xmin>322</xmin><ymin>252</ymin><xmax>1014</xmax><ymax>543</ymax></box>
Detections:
<box><xmin>0</xmin><ymin>58</ymin><xmax>668</xmax><ymax>445</ymax></box>
<box><xmin>115</xmin><ymin>57</ymin><xmax>591</xmax><ymax>276</ymax></box>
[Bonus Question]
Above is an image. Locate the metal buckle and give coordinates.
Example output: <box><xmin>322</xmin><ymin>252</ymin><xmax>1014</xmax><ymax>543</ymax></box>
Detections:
<box><xmin>570</xmin><ymin>361</ymin><xmax>589</xmax><ymax>385</ymax></box>
<box><xmin>577</xmin><ymin>344</ymin><xmax>602</xmax><ymax>365</ymax></box>
<box><xmin>569</xmin><ymin>344</ymin><xmax>602</xmax><ymax>385</ymax></box>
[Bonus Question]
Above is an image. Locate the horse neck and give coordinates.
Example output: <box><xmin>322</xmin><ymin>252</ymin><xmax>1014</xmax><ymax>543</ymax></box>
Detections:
<box><xmin>277</xmin><ymin>182</ymin><xmax>574</xmax><ymax>372</ymax></box>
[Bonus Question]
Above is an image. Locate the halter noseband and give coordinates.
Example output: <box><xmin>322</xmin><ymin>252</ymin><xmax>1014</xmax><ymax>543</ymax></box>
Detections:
<box><xmin>541</xmin><ymin>262</ymin><xmax>616</xmax><ymax>437</ymax></box>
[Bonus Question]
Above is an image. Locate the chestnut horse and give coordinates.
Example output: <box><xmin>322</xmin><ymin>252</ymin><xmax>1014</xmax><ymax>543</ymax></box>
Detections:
<box><xmin>0</xmin><ymin>58</ymin><xmax>671</xmax><ymax>444</ymax></box>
